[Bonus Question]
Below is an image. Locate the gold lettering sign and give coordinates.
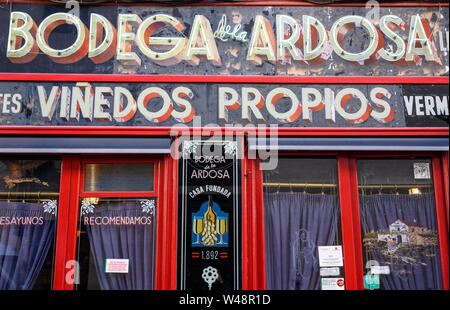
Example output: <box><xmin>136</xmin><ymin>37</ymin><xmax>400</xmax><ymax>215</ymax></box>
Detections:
<box><xmin>6</xmin><ymin>10</ymin><xmax>446</xmax><ymax>70</ymax></box>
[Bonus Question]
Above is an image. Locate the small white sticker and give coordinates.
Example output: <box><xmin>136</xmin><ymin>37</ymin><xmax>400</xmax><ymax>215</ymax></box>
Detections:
<box><xmin>321</xmin><ymin>278</ymin><xmax>345</xmax><ymax>290</ymax></box>
<box><xmin>105</xmin><ymin>259</ymin><xmax>129</xmax><ymax>273</ymax></box>
<box><xmin>370</xmin><ymin>265</ymin><xmax>390</xmax><ymax>275</ymax></box>
<box><xmin>318</xmin><ymin>245</ymin><xmax>343</xmax><ymax>267</ymax></box>
<box><xmin>413</xmin><ymin>163</ymin><xmax>431</xmax><ymax>179</ymax></box>
<box><xmin>320</xmin><ymin>267</ymin><xmax>340</xmax><ymax>277</ymax></box>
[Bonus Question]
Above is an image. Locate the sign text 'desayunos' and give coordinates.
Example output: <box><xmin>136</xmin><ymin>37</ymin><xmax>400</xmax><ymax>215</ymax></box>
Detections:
<box><xmin>7</xmin><ymin>11</ymin><xmax>443</xmax><ymax>67</ymax></box>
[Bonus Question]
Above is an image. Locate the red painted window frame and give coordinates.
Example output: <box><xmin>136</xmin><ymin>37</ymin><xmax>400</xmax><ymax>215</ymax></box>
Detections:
<box><xmin>253</xmin><ymin>152</ymin><xmax>355</xmax><ymax>290</ymax></box>
<box><xmin>52</xmin><ymin>154</ymin><xmax>180</xmax><ymax>290</ymax></box>
<box><xmin>0</xmin><ymin>0</ymin><xmax>448</xmax><ymax>291</ymax></box>
<box><xmin>442</xmin><ymin>152</ymin><xmax>449</xmax><ymax>228</ymax></box>
<box><xmin>79</xmin><ymin>157</ymin><xmax>159</xmax><ymax>198</ymax></box>
<box><xmin>254</xmin><ymin>151</ymin><xmax>449</xmax><ymax>291</ymax></box>
<box><xmin>252</xmin><ymin>152</ymin><xmax>364</xmax><ymax>290</ymax></box>
<box><xmin>346</xmin><ymin>152</ymin><xmax>449</xmax><ymax>290</ymax></box>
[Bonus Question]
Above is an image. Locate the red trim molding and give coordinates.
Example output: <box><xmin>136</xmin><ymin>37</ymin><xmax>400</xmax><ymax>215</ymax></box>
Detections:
<box><xmin>52</xmin><ymin>155</ymin><xmax>73</xmax><ymax>290</ymax></box>
<box><xmin>153</xmin><ymin>141</ymin><xmax>179</xmax><ymax>289</ymax></box>
<box><xmin>432</xmin><ymin>155</ymin><xmax>450</xmax><ymax>290</ymax></box>
<box><xmin>0</xmin><ymin>73</ymin><xmax>448</xmax><ymax>84</ymax></box>
<box><xmin>443</xmin><ymin>152</ymin><xmax>449</xmax><ymax>228</ymax></box>
<box><xmin>2</xmin><ymin>0</ymin><xmax>448</xmax><ymax>7</ymax></box>
<box><xmin>0</xmin><ymin>126</ymin><xmax>448</xmax><ymax>137</ymax></box>
<box><xmin>338</xmin><ymin>154</ymin><xmax>364</xmax><ymax>290</ymax></box>
<box><xmin>63</xmin><ymin>156</ymin><xmax>82</xmax><ymax>290</ymax></box>
<box><xmin>242</xmin><ymin>140</ymin><xmax>266</xmax><ymax>290</ymax></box>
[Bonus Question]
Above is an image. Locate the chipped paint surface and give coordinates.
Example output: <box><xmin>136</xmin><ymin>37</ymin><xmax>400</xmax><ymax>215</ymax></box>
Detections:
<box><xmin>0</xmin><ymin>82</ymin><xmax>447</xmax><ymax>128</ymax></box>
<box><xmin>0</xmin><ymin>4</ymin><xmax>448</xmax><ymax>76</ymax></box>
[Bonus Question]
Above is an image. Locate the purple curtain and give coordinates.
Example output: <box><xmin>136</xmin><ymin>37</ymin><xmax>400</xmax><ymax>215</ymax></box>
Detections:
<box><xmin>84</xmin><ymin>201</ymin><xmax>156</xmax><ymax>290</ymax></box>
<box><xmin>0</xmin><ymin>201</ymin><xmax>55</xmax><ymax>290</ymax></box>
<box><xmin>264</xmin><ymin>193</ymin><xmax>339</xmax><ymax>290</ymax></box>
<box><xmin>359</xmin><ymin>193</ymin><xmax>443</xmax><ymax>290</ymax></box>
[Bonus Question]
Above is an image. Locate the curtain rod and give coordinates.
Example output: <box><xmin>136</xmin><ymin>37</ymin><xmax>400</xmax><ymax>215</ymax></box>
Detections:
<box><xmin>0</xmin><ymin>192</ymin><xmax>60</xmax><ymax>198</ymax></box>
<box><xmin>263</xmin><ymin>183</ymin><xmax>432</xmax><ymax>189</ymax></box>
<box><xmin>263</xmin><ymin>182</ymin><xmax>337</xmax><ymax>188</ymax></box>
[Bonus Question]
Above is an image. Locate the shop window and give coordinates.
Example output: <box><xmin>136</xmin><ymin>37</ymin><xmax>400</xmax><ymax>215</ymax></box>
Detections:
<box><xmin>357</xmin><ymin>158</ymin><xmax>443</xmax><ymax>290</ymax></box>
<box><xmin>76</xmin><ymin>160</ymin><xmax>158</xmax><ymax>290</ymax></box>
<box><xmin>263</xmin><ymin>157</ymin><xmax>343</xmax><ymax>290</ymax></box>
<box><xmin>0</xmin><ymin>156</ymin><xmax>61</xmax><ymax>290</ymax></box>
<box><xmin>84</xmin><ymin>163</ymin><xmax>155</xmax><ymax>192</ymax></box>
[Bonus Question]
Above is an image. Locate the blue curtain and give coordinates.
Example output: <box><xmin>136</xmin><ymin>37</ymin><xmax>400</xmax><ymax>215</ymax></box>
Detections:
<box><xmin>84</xmin><ymin>201</ymin><xmax>156</xmax><ymax>290</ymax></box>
<box><xmin>359</xmin><ymin>193</ymin><xmax>443</xmax><ymax>290</ymax></box>
<box><xmin>264</xmin><ymin>192</ymin><xmax>340</xmax><ymax>290</ymax></box>
<box><xmin>0</xmin><ymin>201</ymin><xmax>55</xmax><ymax>290</ymax></box>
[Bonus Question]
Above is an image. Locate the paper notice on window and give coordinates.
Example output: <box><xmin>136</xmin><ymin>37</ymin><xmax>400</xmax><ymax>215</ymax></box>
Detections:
<box><xmin>370</xmin><ymin>265</ymin><xmax>390</xmax><ymax>275</ymax></box>
<box><xmin>321</xmin><ymin>278</ymin><xmax>345</xmax><ymax>290</ymax></box>
<box><xmin>318</xmin><ymin>246</ymin><xmax>343</xmax><ymax>267</ymax></box>
<box><xmin>105</xmin><ymin>259</ymin><xmax>129</xmax><ymax>273</ymax></box>
<box><xmin>413</xmin><ymin>162</ymin><xmax>431</xmax><ymax>179</ymax></box>
<box><xmin>320</xmin><ymin>267</ymin><xmax>340</xmax><ymax>277</ymax></box>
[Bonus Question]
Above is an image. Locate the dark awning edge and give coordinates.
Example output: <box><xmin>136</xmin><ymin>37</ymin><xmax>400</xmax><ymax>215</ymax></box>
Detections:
<box><xmin>0</xmin><ymin>137</ymin><xmax>172</xmax><ymax>154</ymax></box>
<box><xmin>248</xmin><ymin>137</ymin><xmax>449</xmax><ymax>152</ymax></box>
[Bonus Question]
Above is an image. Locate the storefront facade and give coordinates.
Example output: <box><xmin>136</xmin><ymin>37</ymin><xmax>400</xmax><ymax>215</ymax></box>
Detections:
<box><xmin>0</xmin><ymin>0</ymin><xmax>448</xmax><ymax>291</ymax></box>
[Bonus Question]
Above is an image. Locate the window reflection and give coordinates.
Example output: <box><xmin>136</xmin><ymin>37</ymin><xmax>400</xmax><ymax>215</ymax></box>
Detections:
<box><xmin>76</xmin><ymin>198</ymin><xmax>157</xmax><ymax>290</ymax></box>
<box><xmin>84</xmin><ymin>163</ymin><xmax>155</xmax><ymax>192</ymax></box>
<box><xmin>263</xmin><ymin>157</ymin><xmax>343</xmax><ymax>290</ymax></box>
<box><xmin>357</xmin><ymin>158</ymin><xmax>443</xmax><ymax>290</ymax></box>
<box><xmin>0</xmin><ymin>157</ymin><xmax>60</xmax><ymax>290</ymax></box>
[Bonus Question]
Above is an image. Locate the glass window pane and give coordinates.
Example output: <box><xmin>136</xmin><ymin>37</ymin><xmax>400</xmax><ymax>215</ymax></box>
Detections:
<box><xmin>263</xmin><ymin>157</ymin><xmax>343</xmax><ymax>290</ymax></box>
<box><xmin>84</xmin><ymin>163</ymin><xmax>154</xmax><ymax>192</ymax></box>
<box><xmin>357</xmin><ymin>158</ymin><xmax>443</xmax><ymax>290</ymax></box>
<box><xmin>0</xmin><ymin>156</ymin><xmax>60</xmax><ymax>290</ymax></box>
<box><xmin>76</xmin><ymin>198</ymin><xmax>157</xmax><ymax>290</ymax></box>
